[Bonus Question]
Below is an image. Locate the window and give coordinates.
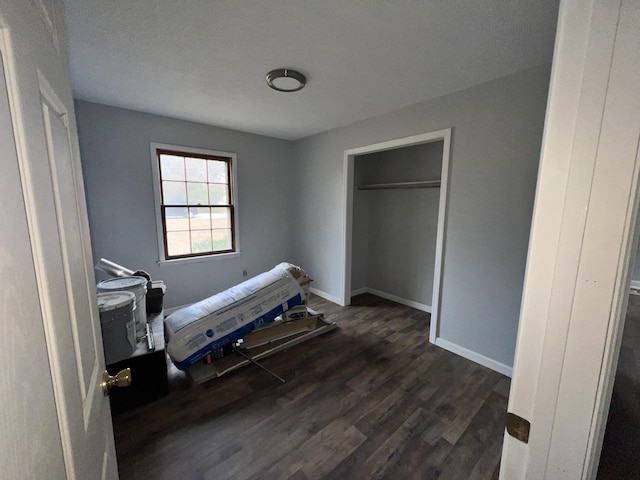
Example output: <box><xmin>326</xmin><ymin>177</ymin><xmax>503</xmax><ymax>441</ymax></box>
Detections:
<box><xmin>152</xmin><ymin>145</ymin><xmax>237</xmax><ymax>261</ymax></box>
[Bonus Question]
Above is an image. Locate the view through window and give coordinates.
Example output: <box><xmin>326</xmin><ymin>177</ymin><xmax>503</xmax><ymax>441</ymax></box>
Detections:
<box><xmin>156</xmin><ymin>148</ymin><xmax>235</xmax><ymax>259</ymax></box>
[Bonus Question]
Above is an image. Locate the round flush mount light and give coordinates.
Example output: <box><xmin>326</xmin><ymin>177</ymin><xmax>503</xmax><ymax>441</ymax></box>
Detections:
<box><xmin>266</xmin><ymin>68</ymin><xmax>306</xmax><ymax>92</ymax></box>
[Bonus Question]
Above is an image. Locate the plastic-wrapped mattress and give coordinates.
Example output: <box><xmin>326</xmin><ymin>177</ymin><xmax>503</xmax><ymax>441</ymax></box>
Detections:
<box><xmin>165</xmin><ymin>263</ymin><xmax>310</xmax><ymax>370</ymax></box>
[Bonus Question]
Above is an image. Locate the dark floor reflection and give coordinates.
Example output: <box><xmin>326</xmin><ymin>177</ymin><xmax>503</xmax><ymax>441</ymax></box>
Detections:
<box><xmin>597</xmin><ymin>293</ymin><xmax>640</xmax><ymax>479</ymax></box>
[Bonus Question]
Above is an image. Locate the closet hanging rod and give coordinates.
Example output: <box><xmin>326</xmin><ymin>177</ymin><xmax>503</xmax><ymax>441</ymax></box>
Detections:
<box><xmin>357</xmin><ymin>180</ymin><xmax>441</xmax><ymax>191</ymax></box>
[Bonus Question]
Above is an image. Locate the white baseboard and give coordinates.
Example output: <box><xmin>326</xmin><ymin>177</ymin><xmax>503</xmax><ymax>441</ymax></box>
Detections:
<box><xmin>309</xmin><ymin>287</ymin><xmax>342</xmax><ymax>305</ymax></box>
<box><xmin>364</xmin><ymin>287</ymin><xmax>432</xmax><ymax>313</ymax></box>
<box><xmin>434</xmin><ymin>337</ymin><xmax>513</xmax><ymax>377</ymax></box>
<box><xmin>350</xmin><ymin>287</ymin><xmax>367</xmax><ymax>297</ymax></box>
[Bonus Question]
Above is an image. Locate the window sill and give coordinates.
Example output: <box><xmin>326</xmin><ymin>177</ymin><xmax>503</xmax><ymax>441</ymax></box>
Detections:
<box><xmin>158</xmin><ymin>251</ymin><xmax>240</xmax><ymax>267</ymax></box>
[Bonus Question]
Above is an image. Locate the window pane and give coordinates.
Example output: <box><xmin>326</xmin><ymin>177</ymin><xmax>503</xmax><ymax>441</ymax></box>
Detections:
<box><xmin>165</xmin><ymin>207</ymin><xmax>190</xmax><ymax>231</ymax></box>
<box><xmin>162</xmin><ymin>181</ymin><xmax>187</xmax><ymax>204</ymax></box>
<box><xmin>189</xmin><ymin>207</ymin><xmax>210</xmax><ymax>230</ymax></box>
<box><xmin>185</xmin><ymin>157</ymin><xmax>207</xmax><ymax>182</ymax></box>
<box><xmin>166</xmin><ymin>231</ymin><xmax>191</xmax><ymax>256</ymax></box>
<box><xmin>160</xmin><ymin>155</ymin><xmax>185</xmax><ymax>181</ymax></box>
<box><xmin>210</xmin><ymin>207</ymin><xmax>231</xmax><ymax>229</ymax></box>
<box><xmin>191</xmin><ymin>230</ymin><xmax>212</xmax><ymax>253</ymax></box>
<box><xmin>212</xmin><ymin>229</ymin><xmax>232</xmax><ymax>250</ymax></box>
<box><xmin>208</xmin><ymin>184</ymin><xmax>229</xmax><ymax>205</ymax></box>
<box><xmin>208</xmin><ymin>160</ymin><xmax>228</xmax><ymax>183</ymax></box>
<box><xmin>187</xmin><ymin>182</ymin><xmax>208</xmax><ymax>205</ymax></box>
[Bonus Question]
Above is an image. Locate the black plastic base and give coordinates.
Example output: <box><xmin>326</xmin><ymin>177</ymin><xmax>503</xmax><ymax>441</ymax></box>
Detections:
<box><xmin>107</xmin><ymin>350</ymin><xmax>169</xmax><ymax>414</ymax></box>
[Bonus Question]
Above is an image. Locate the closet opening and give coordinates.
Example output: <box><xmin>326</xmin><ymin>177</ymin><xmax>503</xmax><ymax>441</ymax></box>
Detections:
<box><xmin>341</xmin><ymin>129</ymin><xmax>451</xmax><ymax>341</ymax></box>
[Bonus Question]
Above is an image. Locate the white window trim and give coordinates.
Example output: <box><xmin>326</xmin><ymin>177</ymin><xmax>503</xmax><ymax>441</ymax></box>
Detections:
<box><xmin>149</xmin><ymin>142</ymin><xmax>240</xmax><ymax>265</ymax></box>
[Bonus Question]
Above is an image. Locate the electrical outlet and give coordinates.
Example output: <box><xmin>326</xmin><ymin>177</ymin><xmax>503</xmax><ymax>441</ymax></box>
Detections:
<box><xmin>242</xmin><ymin>269</ymin><xmax>248</xmax><ymax>277</ymax></box>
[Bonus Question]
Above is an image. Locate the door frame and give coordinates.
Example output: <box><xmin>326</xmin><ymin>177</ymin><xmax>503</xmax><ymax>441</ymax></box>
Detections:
<box><xmin>500</xmin><ymin>0</ymin><xmax>640</xmax><ymax>477</ymax></box>
<box><xmin>341</xmin><ymin>128</ymin><xmax>451</xmax><ymax>343</ymax></box>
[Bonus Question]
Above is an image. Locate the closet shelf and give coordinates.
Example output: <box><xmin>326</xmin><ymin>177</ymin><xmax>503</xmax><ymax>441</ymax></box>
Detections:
<box><xmin>357</xmin><ymin>180</ymin><xmax>441</xmax><ymax>191</ymax></box>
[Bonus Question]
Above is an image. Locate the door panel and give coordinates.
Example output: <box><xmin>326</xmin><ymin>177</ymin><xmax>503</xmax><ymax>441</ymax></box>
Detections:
<box><xmin>41</xmin><ymin>87</ymin><xmax>100</xmax><ymax>402</ymax></box>
<box><xmin>0</xmin><ymin>1</ymin><xmax>118</xmax><ymax>478</ymax></box>
<box><xmin>0</xmin><ymin>43</ymin><xmax>68</xmax><ymax>480</ymax></box>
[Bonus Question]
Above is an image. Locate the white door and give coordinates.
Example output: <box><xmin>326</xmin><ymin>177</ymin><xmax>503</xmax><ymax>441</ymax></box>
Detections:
<box><xmin>0</xmin><ymin>1</ymin><xmax>118</xmax><ymax>479</ymax></box>
<box><xmin>501</xmin><ymin>0</ymin><xmax>640</xmax><ymax>478</ymax></box>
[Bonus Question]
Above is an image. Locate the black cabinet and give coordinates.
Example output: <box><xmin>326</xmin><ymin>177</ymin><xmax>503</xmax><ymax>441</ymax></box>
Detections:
<box><xmin>106</xmin><ymin>313</ymin><xmax>168</xmax><ymax>414</ymax></box>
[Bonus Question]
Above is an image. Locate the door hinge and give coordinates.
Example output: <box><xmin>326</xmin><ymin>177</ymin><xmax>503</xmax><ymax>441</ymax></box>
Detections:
<box><xmin>506</xmin><ymin>412</ymin><xmax>531</xmax><ymax>444</ymax></box>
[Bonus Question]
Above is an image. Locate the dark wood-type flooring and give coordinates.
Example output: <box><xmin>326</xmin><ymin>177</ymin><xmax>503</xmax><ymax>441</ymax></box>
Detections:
<box><xmin>597</xmin><ymin>293</ymin><xmax>640</xmax><ymax>479</ymax></box>
<box><xmin>113</xmin><ymin>293</ymin><xmax>509</xmax><ymax>480</ymax></box>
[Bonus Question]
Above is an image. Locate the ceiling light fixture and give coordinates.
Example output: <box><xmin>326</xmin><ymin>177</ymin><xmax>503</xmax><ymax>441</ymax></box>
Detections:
<box><xmin>266</xmin><ymin>68</ymin><xmax>306</xmax><ymax>92</ymax></box>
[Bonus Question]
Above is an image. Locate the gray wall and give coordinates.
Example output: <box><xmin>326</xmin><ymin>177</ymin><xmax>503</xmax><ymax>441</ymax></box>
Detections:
<box><xmin>351</xmin><ymin>162</ymin><xmax>370</xmax><ymax>291</ymax></box>
<box><xmin>633</xmin><ymin>246</ymin><xmax>640</xmax><ymax>283</ymax></box>
<box><xmin>76</xmin><ymin>64</ymin><xmax>550</xmax><ymax>370</ymax></box>
<box><xmin>291</xmin><ymin>64</ymin><xmax>550</xmax><ymax>369</ymax></box>
<box><xmin>75</xmin><ymin>101</ymin><xmax>293</xmax><ymax>309</ymax></box>
<box><xmin>631</xmin><ymin>210</ymin><xmax>640</xmax><ymax>285</ymax></box>
<box><xmin>353</xmin><ymin>142</ymin><xmax>442</xmax><ymax>305</ymax></box>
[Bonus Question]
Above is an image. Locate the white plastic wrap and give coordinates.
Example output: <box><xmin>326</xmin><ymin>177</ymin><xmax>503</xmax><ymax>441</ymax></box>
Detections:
<box><xmin>165</xmin><ymin>263</ymin><xmax>310</xmax><ymax>370</ymax></box>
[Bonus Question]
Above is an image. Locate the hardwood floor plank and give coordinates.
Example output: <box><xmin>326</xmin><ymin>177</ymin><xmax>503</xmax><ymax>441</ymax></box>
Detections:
<box><xmin>262</xmin><ymin>419</ymin><xmax>367</xmax><ymax>479</ymax></box>
<box><xmin>437</xmin><ymin>391</ymin><xmax>508</xmax><ymax>480</ymax></box>
<box><xmin>218</xmin><ymin>385</ymin><xmax>365</xmax><ymax>478</ymax></box>
<box><xmin>441</xmin><ymin>369</ymin><xmax>503</xmax><ymax>444</ymax></box>
<box><xmin>467</xmin><ymin>432</ymin><xmax>504</xmax><ymax>480</ymax></box>
<box><xmin>492</xmin><ymin>376</ymin><xmax>511</xmax><ymax>398</ymax></box>
<box><xmin>396</xmin><ymin>437</ymin><xmax>454</xmax><ymax>480</ymax></box>
<box><xmin>360</xmin><ymin>407</ymin><xmax>434</xmax><ymax>479</ymax></box>
<box><xmin>113</xmin><ymin>293</ymin><xmax>509</xmax><ymax>480</ymax></box>
<box><xmin>597</xmin><ymin>294</ymin><xmax>640</xmax><ymax>479</ymax></box>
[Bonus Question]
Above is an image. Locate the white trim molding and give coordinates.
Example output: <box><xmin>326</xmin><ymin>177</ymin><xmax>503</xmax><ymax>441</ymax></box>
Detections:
<box><xmin>309</xmin><ymin>287</ymin><xmax>342</xmax><ymax>305</ymax></box>
<box><xmin>501</xmin><ymin>0</ymin><xmax>640</xmax><ymax>478</ymax></box>
<box><xmin>341</xmin><ymin>128</ymin><xmax>452</xmax><ymax>346</ymax></box>
<box><xmin>435</xmin><ymin>337</ymin><xmax>513</xmax><ymax>377</ymax></box>
<box><xmin>149</xmin><ymin>142</ymin><xmax>240</xmax><ymax>265</ymax></box>
<box><xmin>353</xmin><ymin>287</ymin><xmax>432</xmax><ymax>313</ymax></box>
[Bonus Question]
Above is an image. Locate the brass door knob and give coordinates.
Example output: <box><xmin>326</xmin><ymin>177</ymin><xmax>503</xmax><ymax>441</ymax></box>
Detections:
<box><xmin>101</xmin><ymin>368</ymin><xmax>132</xmax><ymax>396</ymax></box>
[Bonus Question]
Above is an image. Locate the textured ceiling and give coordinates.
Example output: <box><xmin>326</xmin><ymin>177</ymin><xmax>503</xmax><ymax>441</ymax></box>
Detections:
<box><xmin>64</xmin><ymin>0</ymin><xmax>559</xmax><ymax>140</ymax></box>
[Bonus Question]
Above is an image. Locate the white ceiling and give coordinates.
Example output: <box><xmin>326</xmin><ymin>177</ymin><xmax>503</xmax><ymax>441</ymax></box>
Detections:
<box><xmin>64</xmin><ymin>0</ymin><xmax>559</xmax><ymax>141</ymax></box>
